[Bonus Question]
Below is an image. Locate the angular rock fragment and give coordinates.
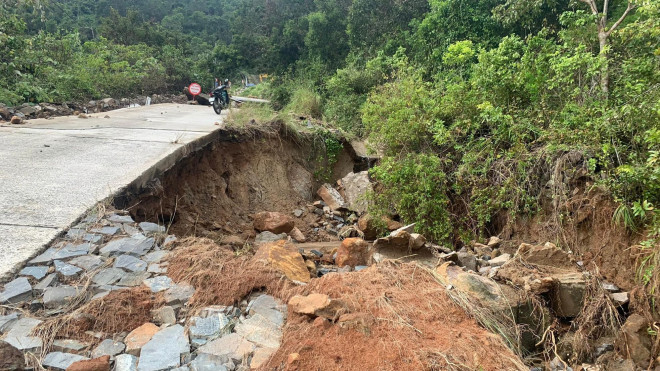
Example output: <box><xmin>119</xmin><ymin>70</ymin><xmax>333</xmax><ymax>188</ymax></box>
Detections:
<box><xmin>43</xmin><ymin>286</ymin><xmax>79</xmax><ymax>309</ymax></box>
<box><xmin>0</xmin><ymin>277</ymin><xmax>32</xmax><ymax>304</ymax></box>
<box><xmin>253</xmin><ymin>211</ymin><xmax>295</xmax><ymax>234</ymax></box>
<box><xmin>335</xmin><ymin>238</ymin><xmax>369</xmax><ymax>268</ymax></box>
<box><xmin>125</xmin><ymin>323</ymin><xmax>159</xmax><ymax>356</ymax></box>
<box><xmin>137</xmin><ymin>324</ymin><xmax>189</xmax><ymax>371</ymax></box>
<box><xmin>197</xmin><ymin>333</ymin><xmax>255</xmax><ymax>364</ymax></box>
<box><xmin>42</xmin><ymin>351</ymin><xmax>88</xmax><ymax>370</ymax></box>
<box><xmin>316</xmin><ymin>184</ymin><xmax>347</xmax><ymax>211</ymax></box>
<box><xmin>100</xmin><ymin>237</ymin><xmax>154</xmax><ymax>257</ymax></box>
<box><xmin>252</xmin><ymin>241</ymin><xmax>310</xmax><ymax>283</ymax></box>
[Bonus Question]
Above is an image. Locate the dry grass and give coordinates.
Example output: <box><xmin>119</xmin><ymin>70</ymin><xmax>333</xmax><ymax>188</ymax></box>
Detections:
<box><xmin>166</xmin><ymin>237</ymin><xmax>295</xmax><ymax>310</ymax></box>
<box><xmin>35</xmin><ymin>287</ymin><xmax>160</xmax><ymax>352</ymax></box>
<box><xmin>568</xmin><ymin>272</ymin><xmax>623</xmax><ymax>363</ymax></box>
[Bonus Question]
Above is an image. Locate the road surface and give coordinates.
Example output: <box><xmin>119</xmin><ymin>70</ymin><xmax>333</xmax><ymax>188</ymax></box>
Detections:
<box><xmin>0</xmin><ymin>104</ymin><xmax>223</xmax><ymax>279</ymax></box>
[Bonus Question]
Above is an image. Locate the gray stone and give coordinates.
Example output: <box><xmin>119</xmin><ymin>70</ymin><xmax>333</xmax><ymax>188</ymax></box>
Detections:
<box><xmin>601</xmin><ymin>282</ymin><xmax>620</xmax><ymax>292</ymax></box>
<box><xmin>143</xmin><ymin>276</ymin><xmax>175</xmax><ymax>293</ymax></box>
<box><xmin>92</xmin><ymin>268</ymin><xmax>125</xmax><ymax>285</ymax></box>
<box><xmin>164</xmin><ymin>283</ymin><xmax>195</xmax><ymax>305</ymax></box>
<box><xmin>456</xmin><ymin>252</ymin><xmax>478</xmax><ymax>271</ymax></box>
<box><xmin>143</xmin><ymin>250</ymin><xmax>168</xmax><ymax>263</ymax></box>
<box><xmin>43</xmin><ymin>286</ymin><xmax>79</xmax><ymax>309</ymax></box>
<box><xmin>83</xmin><ymin>233</ymin><xmax>103</xmax><ymax>244</ymax></box>
<box><xmin>0</xmin><ymin>313</ymin><xmax>19</xmax><ymax>333</ymax></box>
<box><xmin>0</xmin><ymin>277</ymin><xmax>32</xmax><ymax>304</ymax></box>
<box><xmin>100</xmin><ymin>237</ymin><xmax>154</xmax><ymax>257</ymax></box>
<box><xmin>293</xmin><ymin>209</ymin><xmax>304</xmax><ymax>218</ymax></box>
<box><xmin>139</xmin><ymin>222</ymin><xmax>166</xmax><ymax>235</ymax></box>
<box><xmin>42</xmin><ymin>352</ymin><xmax>88</xmax><ymax>370</ymax></box>
<box><xmin>34</xmin><ymin>274</ymin><xmax>58</xmax><ymax>292</ymax></box>
<box><xmin>91</xmin><ymin>339</ymin><xmax>125</xmax><ymax>359</ymax></box>
<box><xmin>147</xmin><ymin>263</ymin><xmax>167</xmax><ymax>274</ymax></box>
<box><xmin>117</xmin><ymin>271</ymin><xmax>151</xmax><ymax>287</ymax></box>
<box><xmin>610</xmin><ymin>292</ymin><xmax>629</xmax><ymax>306</ymax></box>
<box><xmin>115</xmin><ymin>255</ymin><xmax>148</xmax><ymax>272</ymax></box>
<box><xmin>197</xmin><ymin>333</ymin><xmax>255</xmax><ymax>363</ymax></box>
<box><xmin>115</xmin><ymin>354</ymin><xmax>138</xmax><ymax>371</ymax></box>
<box><xmin>52</xmin><ymin>339</ymin><xmax>90</xmax><ymax>354</ymax></box>
<box><xmin>340</xmin><ymin>171</ymin><xmax>372</xmax><ymax>214</ymax></box>
<box><xmin>69</xmin><ymin>255</ymin><xmax>106</xmax><ymax>271</ymax></box>
<box><xmin>20</xmin><ymin>266</ymin><xmax>49</xmax><ymax>280</ymax></box>
<box><xmin>248</xmin><ymin>295</ymin><xmax>285</xmax><ymax>327</ymax></box>
<box><xmin>4</xmin><ymin>318</ymin><xmax>43</xmax><ymax>351</ymax></box>
<box><xmin>29</xmin><ymin>243</ymin><xmax>93</xmax><ymax>264</ymax></box>
<box><xmin>189</xmin><ymin>353</ymin><xmax>229</xmax><ymax>371</ymax></box>
<box><xmin>234</xmin><ymin>313</ymin><xmax>282</xmax><ymax>348</ymax></box>
<box><xmin>54</xmin><ymin>260</ymin><xmax>83</xmax><ymax>278</ymax></box>
<box><xmin>92</xmin><ymin>226</ymin><xmax>120</xmax><ymax>236</ymax></box>
<box><xmin>255</xmin><ymin>231</ymin><xmax>288</xmax><ymax>244</ymax></box>
<box><xmin>137</xmin><ymin>324</ymin><xmax>189</xmax><ymax>371</ymax></box>
<box><xmin>123</xmin><ymin>224</ymin><xmax>142</xmax><ymax>236</ymax></box>
<box><xmin>189</xmin><ymin>316</ymin><xmax>228</xmax><ymax>342</ymax></box>
<box><xmin>108</xmin><ymin>214</ymin><xmax>135</xmax><ymax>223</ymax></box>
<box><xmin>151</xmin><ymin>306</ymin><xmax>176</xmax><ymax>325</ymax></box>
<box><xmin>488</xmin><ymin>253</ymin><xmax>511</xmax><ymax>267</ymax></box>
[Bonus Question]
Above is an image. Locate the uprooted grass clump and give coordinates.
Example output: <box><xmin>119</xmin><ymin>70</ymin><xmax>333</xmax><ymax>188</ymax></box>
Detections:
<box><xmin>166</xmin><ymin>237</ymin><xmax>295</xmax><ymax>310</ymax></box>
<box><xmin>263</xmin><ymin>262</ymin><xmax>528</xmax><ymax>371</ymax></box>
<box><xmin>36</xmin><ymin>287</ymin><xmax>159</xmax><ymax>349</ymax></box>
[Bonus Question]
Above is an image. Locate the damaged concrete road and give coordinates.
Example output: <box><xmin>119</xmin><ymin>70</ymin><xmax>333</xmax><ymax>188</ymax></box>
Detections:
<box><xmin>0</xmin><ymin>104</ymin><xmax>224</xmax><ymax>279</ymax></box>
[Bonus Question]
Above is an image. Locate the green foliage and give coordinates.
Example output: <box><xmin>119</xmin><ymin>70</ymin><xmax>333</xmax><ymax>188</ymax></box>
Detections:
<box><xmin>370</xmin><ymin>154</ymin><xmax>451</xmax><ymax>242</ymax></box>
<box><xmin>285</xmin><ymin>86</ymin><xmax>322</xmax><ymax>119</ymax></box>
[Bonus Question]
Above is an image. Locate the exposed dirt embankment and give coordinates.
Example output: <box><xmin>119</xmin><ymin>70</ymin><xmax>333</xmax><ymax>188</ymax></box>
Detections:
<box><xmin>114</xmin><ymin>123</ymin><xmax>356</xmax><ymax>241</ymax></box>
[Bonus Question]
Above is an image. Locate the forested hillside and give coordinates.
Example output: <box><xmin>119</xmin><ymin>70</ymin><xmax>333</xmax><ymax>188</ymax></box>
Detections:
<box><xmin>2</xmin><ymin>0</ymin><xmax>659</xmax><ymax>301</ymax></box>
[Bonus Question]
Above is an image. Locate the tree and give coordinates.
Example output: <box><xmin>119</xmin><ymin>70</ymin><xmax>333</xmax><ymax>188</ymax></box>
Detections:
<box><xmin>577</xmin><ymin>0</ymin><xmax>638</xmax><ymax>95</ymax></box>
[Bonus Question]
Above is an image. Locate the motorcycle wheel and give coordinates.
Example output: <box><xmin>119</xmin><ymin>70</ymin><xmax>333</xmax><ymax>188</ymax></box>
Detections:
<box><xmin>212</xmin><ymin>98</ymin><xmax>222</xmax><ymax>115</ymax></box>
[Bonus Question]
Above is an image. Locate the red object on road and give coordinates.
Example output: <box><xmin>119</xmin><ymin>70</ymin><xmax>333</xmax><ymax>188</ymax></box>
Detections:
<box><xmin>189</xmin><ymin>83</ymin><xmax>202</xmax><ymax>96</ymax></box>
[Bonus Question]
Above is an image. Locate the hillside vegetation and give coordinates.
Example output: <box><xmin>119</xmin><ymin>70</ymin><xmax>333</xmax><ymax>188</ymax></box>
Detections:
<box><xmin>2</xmin><ymin>0</ymin><xmax>659</xmax><ymax>307</ymax></box>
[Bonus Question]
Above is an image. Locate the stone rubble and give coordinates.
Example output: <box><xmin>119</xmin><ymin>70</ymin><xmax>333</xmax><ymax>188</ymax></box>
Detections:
<box><xmin>0</xmin><ymin>179</ymin><xmax>643</xmax><ymax>371</ymax></box>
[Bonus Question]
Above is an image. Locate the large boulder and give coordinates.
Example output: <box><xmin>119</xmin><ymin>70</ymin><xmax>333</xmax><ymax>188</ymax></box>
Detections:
<box><xmin>253</xmin><ymin>241</ymin><xmax>310</xmax><ymax>283</ymax></box>
<box><xmin>550</xmin><ymin>272</ymin><xmax>587</xmax><ymax>318</ymax></box>
<box><xmin>335</xmin><ymin>238</ymin><xmax>369</xmax><ymax>268</ymax></box>
<box><xmin>340</xmin><ymin>171</ymin><xmax>372</xmax><ymax>214</ymax></box>
<box><xmin>515</xmin><ymin>242</ymin><xmax>576</xmax><ymax>269</ymax></box>
<box><xmin>316</xmin><ymin>184</ymin><xmax>347</xmax><ymax>211</ymax></box>
<box><xmin>253</xmin><ymin>212</ymin><xmax>295</xmax><ymax>234</ymax></box>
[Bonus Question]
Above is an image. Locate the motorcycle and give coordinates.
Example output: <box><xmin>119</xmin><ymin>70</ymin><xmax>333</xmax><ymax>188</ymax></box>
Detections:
<box><xmin>209</xmin><ymin>85</ymin><xmax>230</xmax><ymax>115</ymax></box>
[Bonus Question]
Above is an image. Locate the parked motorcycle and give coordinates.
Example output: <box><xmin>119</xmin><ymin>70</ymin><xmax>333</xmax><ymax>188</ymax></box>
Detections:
<box><xmin>210</xmin><ymin>85</ymin><xmax>230</xmax><ymax>115</ymax></box>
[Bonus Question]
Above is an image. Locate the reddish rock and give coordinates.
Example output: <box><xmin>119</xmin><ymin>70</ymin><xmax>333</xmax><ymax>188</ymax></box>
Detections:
<box><xmin>335</xmin><ymin>238</ymin><xmax>369</xmax><ymax>268</ymax></box>
<box><xmin>10</xmin><ymin>116</ymin><xmax>22</xmax><ymax>125</ymax></box>
<box><xmin>289</xmin><ymin>293</ymin><xmax>346</xmax><ymax>320</ymax></box>
<box><xmin>289</xmin><ymin>227</ymin><xmax>306</xmax><ymax>243</ymax></box>
<box><xmin>66</xmin><ymin>355</ymin><xmax>110</xmax><ymax>371</ymax></box>
<box><xmin>0</xmin><ymin>340</ymin><xmax>25</xmax><ymax>370</ymax></box>
<box><xmin>287</xmin><ymin>353</ymin><xmax>301</xmax><ymax>365</ymax></box>
<box><xmin>253</xmin><ymin>241</ymin><xmax>310</xmax><ymax>283</ymax></box>
<box><xmin>357</xmin><ymin>214</ymin><xmax>380</xmax><ymax>240</ymax></box>
<box><xmin>253</xmin><ymin>212</ymin><xmax>295</xmax><ymax>234</ymax></box>
<box><xmin>124</xmin><ymin>323</ymin><xmax>159</xmax><ymax>356</ymax></box>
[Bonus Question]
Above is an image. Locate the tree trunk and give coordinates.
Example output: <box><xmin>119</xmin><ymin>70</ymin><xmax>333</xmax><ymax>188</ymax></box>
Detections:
<box><xmin>598</xmin><ymin>31</ymin><xmax>609</xmax><ymax>96</ymax></box>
